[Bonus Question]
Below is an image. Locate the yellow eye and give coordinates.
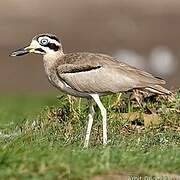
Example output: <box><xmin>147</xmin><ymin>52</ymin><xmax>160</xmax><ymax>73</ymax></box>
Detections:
<box><xmin>40</xmin><ymin>38</ymin><xmax>49</xmax><ymax>46</ymax></box>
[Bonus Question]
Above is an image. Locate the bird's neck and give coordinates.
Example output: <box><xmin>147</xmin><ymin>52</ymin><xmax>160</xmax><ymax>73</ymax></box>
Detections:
<box><xmin>43</xmin><ymin>50</ymin><xmax>64</xmax><ymax>75</ymax></box>
<box><xmin>43</xmin><ymin>50</ymin><xmax>64</xmax><ymax>67</ymax></box>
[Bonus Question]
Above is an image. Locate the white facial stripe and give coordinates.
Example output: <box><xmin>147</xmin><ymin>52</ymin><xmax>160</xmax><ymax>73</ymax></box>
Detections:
<box><xmin>40</xmin><ymin>46</ymin><xmax>56</xmax><ymax>54</ymax></box>
<box><xmin>29</xmin><ymin>40</ymin><xmax>41</xmax><ymax>49</ymax></box>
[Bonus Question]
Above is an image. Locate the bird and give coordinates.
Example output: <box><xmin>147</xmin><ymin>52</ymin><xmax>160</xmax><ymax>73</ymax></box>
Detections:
<box><xmin>10</xmin><ymin>33</ymin><xmax>173</xmax><ymax>147</ymax></box>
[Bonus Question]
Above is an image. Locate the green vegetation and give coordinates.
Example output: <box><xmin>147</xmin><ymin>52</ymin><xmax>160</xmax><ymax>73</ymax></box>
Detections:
<box><xmin>0</xmin><ymin>92</ymin><xmax>179</xmax><ymax>179</ymax></box>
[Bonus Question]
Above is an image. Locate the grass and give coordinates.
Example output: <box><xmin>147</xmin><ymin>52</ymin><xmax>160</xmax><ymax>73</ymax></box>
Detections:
<box><xmin>0</xmin><ymin>92</ymin><xmax>179</xmax><ymax>179</ymax></box>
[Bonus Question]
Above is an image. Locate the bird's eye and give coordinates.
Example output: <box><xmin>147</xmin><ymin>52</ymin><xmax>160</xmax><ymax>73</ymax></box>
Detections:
<box><xmin>40</xmin><ymin>38</ymin><xmax>49</xmax><ymax>46</ymax></box>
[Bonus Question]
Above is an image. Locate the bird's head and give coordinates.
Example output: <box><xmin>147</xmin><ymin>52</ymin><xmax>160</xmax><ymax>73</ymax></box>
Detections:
<box><xmin>10</xmin><ymin>33</ymin><xmax>62</xmax><ymax>57</ymax></box>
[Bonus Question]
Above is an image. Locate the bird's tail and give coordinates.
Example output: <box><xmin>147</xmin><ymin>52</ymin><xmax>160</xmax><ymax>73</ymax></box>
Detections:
<box><xmin>145</xmin><ymin>84</ymin><xmax>172</xmax><ymax>95</ymax></box>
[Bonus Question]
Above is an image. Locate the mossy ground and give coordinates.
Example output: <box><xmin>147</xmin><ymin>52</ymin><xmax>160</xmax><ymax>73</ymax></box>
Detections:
<box><xmin>0</xmin><ymin>92</ymin><xmax>179</xmax><ymax>179</ymax></box>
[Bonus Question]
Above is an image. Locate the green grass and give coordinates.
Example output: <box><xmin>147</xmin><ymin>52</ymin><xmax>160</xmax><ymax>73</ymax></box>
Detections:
<box><xmin>0</xmin><ymin>92</ymin><xmax>179</xmax><ymax>179</ymax></box>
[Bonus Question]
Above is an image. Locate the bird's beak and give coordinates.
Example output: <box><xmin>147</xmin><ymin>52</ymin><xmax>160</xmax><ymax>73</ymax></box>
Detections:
<box><xmin>10</xmin><ymin>42</ymin><xmax>37</xmax><ymax>56</ymax></box>
<box><xmin>10</xmin><ymin>46</ymin><xmax>34</xmax><ymax>56</ymax></box>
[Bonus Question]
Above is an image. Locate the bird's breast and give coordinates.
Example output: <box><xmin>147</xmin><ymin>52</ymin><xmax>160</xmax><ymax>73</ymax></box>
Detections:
<box><xmin>46</xmin><ymin>72</ymin><xmax>90</xmax><ymax>98</ymax></box>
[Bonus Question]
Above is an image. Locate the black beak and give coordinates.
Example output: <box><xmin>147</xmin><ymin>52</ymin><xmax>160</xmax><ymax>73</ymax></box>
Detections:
<box><xmin>9</xmin><ymin>47</ymin><xmax>30</xmax><ymax>57</ymax></box>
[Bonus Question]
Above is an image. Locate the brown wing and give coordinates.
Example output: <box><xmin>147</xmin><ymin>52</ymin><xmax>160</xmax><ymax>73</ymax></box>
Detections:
<box><xmin>56</xmin><ymin>52</ymin><xmax>166</xmax><ymax>94</ymax></box>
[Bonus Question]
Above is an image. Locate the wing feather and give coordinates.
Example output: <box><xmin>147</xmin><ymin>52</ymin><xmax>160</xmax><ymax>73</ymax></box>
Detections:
<box><xmin>56</xmin><ymin>53</ymin><xmax>166</xmax><ymax>93</ymax></box>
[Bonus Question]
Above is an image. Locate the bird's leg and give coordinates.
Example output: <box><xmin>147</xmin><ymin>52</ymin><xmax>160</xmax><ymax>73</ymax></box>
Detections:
<box><xmin>90</xmin><ymin>94</ymin><xmax>107</xmax><ymax>146</ymax></box>
<box><xmin>84</xmin><ymin>100</ymin><xmax>95</xmax><ymax>148</ymax></box>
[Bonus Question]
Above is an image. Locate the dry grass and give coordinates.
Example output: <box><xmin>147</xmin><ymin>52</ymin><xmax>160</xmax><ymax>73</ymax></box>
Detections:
<box><xmin>0</xmin><ymin>91</ymin><xmax>179</xmax><ymax>179</ymax></box>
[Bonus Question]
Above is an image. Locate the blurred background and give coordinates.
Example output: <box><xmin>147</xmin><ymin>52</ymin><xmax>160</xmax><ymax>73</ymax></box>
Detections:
<box><xmin>0</xmin><ymin>0</ymin><xmax>180</xmax><ymax>93</ymax></box>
